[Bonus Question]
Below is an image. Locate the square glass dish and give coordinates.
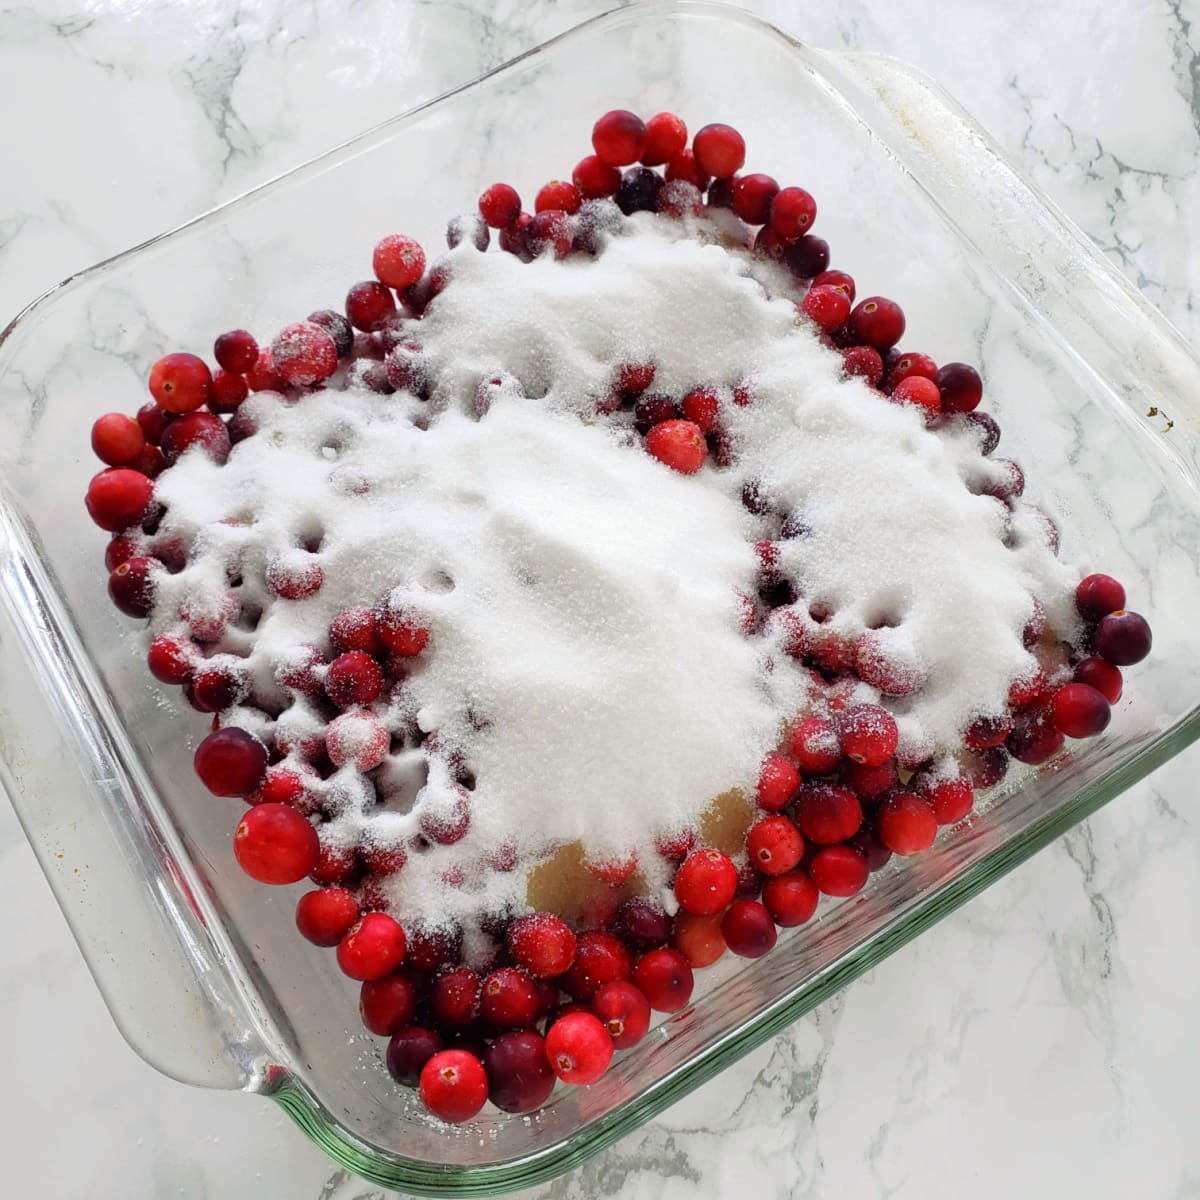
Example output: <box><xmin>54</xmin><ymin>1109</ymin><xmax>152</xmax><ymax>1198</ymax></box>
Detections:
<box><xmin>2</xmin><ymin>1</ymin><xmax>1199</xmax><ymax>1193</ymax></box>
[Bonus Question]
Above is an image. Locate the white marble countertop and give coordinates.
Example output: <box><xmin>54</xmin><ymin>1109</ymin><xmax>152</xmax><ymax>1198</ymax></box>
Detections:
<box><xmin>1</xmin><ymin>1</ymin><xmax>1199</xmax><ymax>1196</ymax></box>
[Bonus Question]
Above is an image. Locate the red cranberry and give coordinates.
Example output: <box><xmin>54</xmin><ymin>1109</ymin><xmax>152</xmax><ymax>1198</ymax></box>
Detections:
<box><xmin>148</xmin><ymin>352</ymin><xmax>211</xmax><ymax>413</ymax></box>
<box><xmin>361</xmin><ymin>839</ymin><xmax>407</xmax><ymax>876</ymax></box>
<box><xmin>534</xmin><ymin>180</ymin><xmax>582</xmax><ymax>215</ymax></box>
<box><xmin>233</xmin><ymin>803</ymin><xmax>319</xmax><ymax>885</ymax></box>
<box><xmin>295</xmin><ymin>887</ymin><xmax>360</xmax><ymax>947</ymax></box>
<box><xmin>761</xmin><ymin>870</ymin><xmax>820</xmax><ymax>926</ymax></box>
<box><xmin>810</xmin><ymin>269</ymin><xmax>853</xmax><ymax>301</ymax></box>
<box><xmin>324</xmin><ymin>651</ymin><xmax>384</xmax><ymax>708</ymax></box>
<box><xmin>161</xmin><ymin>411</ymin><xmax>231</xmax><ymax>465</ymax></box>
<box><xmin>91</xmin><ymin>412</ymin><xmax>146</xmax><ymax>466</ymax></box>
<box><xmin>387</xmin><ymin>1026</ymin><xmax>444</xmax><ymax>1087</ymax></box>
<box><xmin>616</xmin><ymin>166</ymin><xmax>664</xmax><ymax>214</ymax></box>
<box><xmin>194</xmin><ymin>726</ymin><xmax>267</xmax><ymax>796</ymax></box>
<box><xmin>359</xmin><ymin>970</ymin><xmax>418</xmax><ymax>1036</ymax></box>
<box><xmin>1075</xmin><ymin>573</ymin><xmax>1126</xmax><ymax>620</ymax></box>
<box><xmin>107</xmin><ymin>555</ymin><xmax>157</xmax><ymax>617</ymax></box>
<box><xmin>430</xmin><ymin>965</ymin><xmax>481</xmax><ymax>1029</ymax></box>
<box><xmin>679</xmin><ymin>386</ymin><xmax>720</xmax><ymax>432</ymax></box>
<box><xmin>269</xmin><ymin>321</ymin><xmax>338</xmax><ymax>387</ymax></box>
<box><xmin>147</xmin><ymin>634</ymin><xmax>192</xmax><ymax>683</ymax></box>
<box><xmin>1073</xmin><ymin>656</ymin><xmax>1122</xmax><ymax>704</ymax></box>
<box><xmin>371</xmin><ymin>233</ymin><xmax>426</xmax><ymax>290</ymax></box>
<box><xmin>640</xmin><ymin>111</ymin><xmax>688</xmax><ymax>165</ymax></box>
<box><xmin>801</xmin><ymin>285</ymin><xmax>852</xmax><ymax>333</ymax></box>
<box><xmin>85</xmin><ymin>468</ymin><xmax>154</xmax><ymax>532</ymax></box>
<box><xmin>508</xmin><ymin>912</ymin><xmax>577</xmax><ymax>978</ymax></box>
<box><xmin>483</xmin><ymin>1031</ymin><xmax>556</xmax><ymax>1113</ymax></box>
<box><xmin>836</xmin><ymin>705</ymin><xmax>899</xmax><ymax>767</ymax></box>
<box><xmin>770</xmin><ymin>187</ymin><xmax>817</xmax><ymax>240</ymax></box>
<box><xmin>614</xmin><ymin>899</ymin><xmax>671</xmax><ymax>951</ymax></box>
<box><xmin>629</xmin><ymin>393</ymin><xmax>678</xmax><ymax>436</ymax></box>
<box><xmin>189</xmin><ymin>663</ymin><xmax>247</xmax><ymax>712</ymax></box>
<box><xmin>886</xmin><ymin>352</ymin><xmax>937</xmax><ymax>388</ymax></box>
<box><xmin>563</xmin><ymin>931</ymin><xmax>632</xmax><ymax>1001</ymax></box>
<box><xmin>263</xmin><ymin>553</ymin><xmax>322</xmax><ymax>601</ymax></box>
<box><xmin>250</xmin><ymin>766</ymin><xmax>309</xmax><ymax>808</ymax></box>
<box><xmin>136</xmin><ymin>402</ymin><xmax>170</xmax><ymax>445</ymax></box>
<box><xmin>755</xmin><ymin>753</ymin><xmax>800</xmax><ymax>814</ymax></box>
<box><xmin>784</xmin><ymin>235</ymin><xmax>830</xmax><ymax>279</ymax></box>
<box><xmin>692</xmin><ymin>122</ymin><xmax>745</xmax><ymax>178</ymax></box>
<box><xmin>337</xmin><ymin>911</ymin><xmax>407</xmax><ymax>981</ymax></box>
<box><xmin>209</xmin><ymin>369</ymin><xmax>249</xmax><ymax>413</ymax></box>
<box><xmin>572</xmin><ymin>155</ymin><xmax>622</xmax><ymax>199</ymax></box>
<box><xmin>645</xmin><ymin>419</ymin><xmax>707</xmax><ymax>474</ymax></box>
<box><xmin>526</xmin><ymin>208</ymin><xmax>573</xmax><ymax>258</ymax></box>
<box><xmin>964</xmin><ymin>712</ymin><xmax>1013</xmax><ymax>751</ymax></box>
<box><xmin>310</xmin><ymin>843</ymin><xmax>358</xmax><ymax>887</ymax></box>
<box><xmin>788</xmin><ymin>716</ymin><xmax>840</xmax><ymax>775</ymax></box>
<box><xmin>794</xmin><ymin>782</ymin><xmax>862</xmax><ymax>844</ymax></box>
<box><xmin>1006</xmin><ymin>707</ymin><xmax>1064</xmax><ymax>765</ymax></box>
<box><xmin>592</xmin><ymin>109</ymin><xmax>647</xmax><ymax>166</ymax></box>
<box><xmin>546</xmin><ymin>1011</ymin><xmax>614</xmax><ymax>1085</ymax></box>
<box><xmin>299</xmin><ymin>311</ymin><xmax>351</xmax><ymax>359</ymax></box>
<box><xmin>345</xmin><ymin>280</ymin><xmax>397</xmax><ymax>332</ymax></box>
<box><xmin>841</xmin><ymin>756</ymin><xmax>899</xmax><ymax>802</ymax></box>
<box><xmin>587</xmin><ymin>852</ymin><xmax>637</xmax><ymax>887</ymax></box>
<box><xmin>809</xmin><ymin>845</ymin><xmax>869</xmax><ymax>896</ymax></box>
<box><xmin>245</xmin><ymin>349</ymin><xmax>284</xmax><ymax>393</ymax></box>
<box><xmin>328</xmin><ymin>607</ymin><xmax>382</xmax><ymax>657</ymax></box>
<box><xmin>875</xmin><ymin>792</ymin><xmax>938</xmax><ymax>855</ymax></box>
<box><xmin>730</xmin><ymin>172</ymin><xmax>779</xmax><ymax>224</ymax></box>
<box><xmin>847</xmin><ymin>297</ymin><xmax>905</xmax><ymax>350</ymax></box>
<box><xmin>1051</xmin><ymin>682</ymin><xmax>1112</xmax><ymax>738</ymax></box>
<box><xmin>590</xmin><ymin>980</ymin><xmax>651</xmax><ymax>1050</ymax></box>
<box><xmin>665</xmin><ymin>148</ymin><xmax>710</xmax><ymax>189</ymax></box>
<box><xmin>479</xmin><ymin>182</ymin><xmax>522</xmax><ymax>228</ymax></box>
<box><xmin>480</xmin><ymin>967</ymin><xmax>540</xmax><ymax>1030</ymax></box>
<box><xmin>720</xmin><ymin>899</ymin><xmax>778</xmax><ymax>959</ymax></box>
<box><xmin>419</xmin><ymin>1049</ymin><xmax>488</xmax><ymax>1122</ymax></box>
<box><xmin>631</xmin><ymin>947</ymin><xmax>694</xmax><ymax>1012</ymax></box>
<box><xmin>376</xmin><ymin>596</ymin><xmax>430</xmax><ymax>656</ymax></box>
<box><xmin>854</xmin><ymin>632</ymin><xmax>927</xmax><ymax>696</ymax></box>
<box><xmin>934</xmin><ymin>361</ymin><xmax>983</xmax><ymax>413</ymax></box>
<box><xmin>673</xmin><ymin>848</ymin><xmax>737</xmax><ymax>916</ymax></box>
<box><xmin>212</xmin><ymin>329</ymin><xmax>258</xmax><ymax>374</ymax></box>
<box><xmin>746</xmin><ymin>815</ymin><xmax>805</xmax><ymax>876</ymax></box>
<box><xmin>406</xmin><ymin>922</ymin><xmax>463</xmax><ymax>972</ymax></box>
<box><xmin>671</xmin><ymin>911</ymin><xmax>726</xmax><ymax>967</ymax></box>
<box><xmin>890</xmin><ymin>375</ymin><xmax>941</xmax><ymax>415</ymax></box>
<box><xmin>841</xmin><ymin>345</ymin><xmax>884</xmax><ymax>385</ymax></box>
<box><xmin>1009</xmin><ymin>662</ymin><xmax>1051</xmax><ymax>709</ymax></box>
<box><xmin>1094</xmin><ymin>610</ymin><xmax>1151</xmax><ymax>665</ymax></box>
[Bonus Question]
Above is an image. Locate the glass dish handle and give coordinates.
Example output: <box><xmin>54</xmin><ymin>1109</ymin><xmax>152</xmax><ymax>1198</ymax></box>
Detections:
<box><xmin>0</xmin><ymin>510</ymin><xmax>252</xmax><ymax>1090</ymax></box>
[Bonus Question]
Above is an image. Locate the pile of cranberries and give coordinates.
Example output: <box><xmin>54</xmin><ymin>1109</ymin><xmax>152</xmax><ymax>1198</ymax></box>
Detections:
<box><xmin>84</xmin><ymin>109</ymin><xmax>1153</xmax><ymax>1124</ymax></box>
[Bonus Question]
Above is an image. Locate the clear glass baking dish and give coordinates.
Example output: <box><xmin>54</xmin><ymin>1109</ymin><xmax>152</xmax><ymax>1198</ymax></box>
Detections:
<box><xmin>2</xmin><ymin>1</ymin><xmax>1199</xmax><ymax>1193</ymax></box>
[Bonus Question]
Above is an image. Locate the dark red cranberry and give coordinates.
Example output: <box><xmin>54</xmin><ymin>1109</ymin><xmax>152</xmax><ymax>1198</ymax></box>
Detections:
<box><xmin>386</xmin><ymin>1026</ymin><xmax>444</xmax><ymax>1087</ymax></box>
<box><xmin>1075</xmin><ymin>574</ymin><xmax>1126</xmax><ymax>621</ymax></box>
<box><xmin>307</xmin><ymin>309</ymin><xmax>354</xmax><ymax>357</ymax></box>
<box><xmin>213</xmin><ymin>329</ymin><xmax>258</xmax><ymax>374</ymax></box>
<box><xmin>1073</xmin><ymin>656</ymin><xmax>1123</xmax><ymax>704</ymax></box>
<box><xmin>616</xmin><ymin>166</ymin><xmax>664</xmax><ymax>215</ymax></box>
<box><xmin>965</xmin><ymin>411</ymin><xmax>1001</xmax><ymax>455</ymax></box>
<box><xmin>784</xmin><ymin>235</ymin><xmax>830</xmax><ymax>279</ymax></box>
<box><xmin>194</xmin><ymin>726</ymin><xmax>268</xmax><ymax>796</ymax></box>
<box><xmin>1006</xmin><ymin>707</ymin><xmax>1064</xmax><ymax>765</ymax></box>
<box><xmin>161</xmin><ymin>411</ymin><xmax>231</xmax><ymax>465</ymax></box>
<box><xmin>962</xmin><ymin>745</ymin><xmax>1010</xmax><ymax>789</ymax></box>
<box><xmin>592</xmin><ymin>109</ymin><xmax>647</xmax><ymax>166</ymax></box>
<box><xmin>107</xmin><ymin>556</ymin><xmax>157</xmax><ymax>617</ymax></box>
<box><xmin>848</xmin><ymin>297</ymin><xmax>906</xmax><ymax>350</ymax></box>
<box><xmin>935</xmin><ymin>362</ymin><xmax>983</xmax><ymax>413</ymax></box>
<box><xmin>1093</xmin><ymin>610</ymin><xmax>1151</xmax><ymax>665</ymax></box>
<box><xmin>731</xmin><ymin>172</ymin><xmax>779</xmax><ymax>224</ymax></box>
<box><xmin>1051</xmin><ymin>682</ymin><xmax>1112</xmax><ymax>738</ymax></box>
<box><xmin>526</xmin><ymin>209</ymin><xmax>573</xmax><ymax>258</ymax></box>
<box><xmin>615</xmin><ymin>898</ymin><xmax>671</xmax><ymax>950</ymax></box>
<box><xmin>483</xmin><ymin>1030</ymin><xmax>556</xmax><ymax>1113</ymax></box>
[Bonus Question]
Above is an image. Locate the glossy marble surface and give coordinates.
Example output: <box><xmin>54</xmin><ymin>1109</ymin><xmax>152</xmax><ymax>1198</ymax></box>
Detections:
<box><xmin>1</xmin><ymin>1</ymin><xmax>1199</xmax><ymax>1196</ymax></box>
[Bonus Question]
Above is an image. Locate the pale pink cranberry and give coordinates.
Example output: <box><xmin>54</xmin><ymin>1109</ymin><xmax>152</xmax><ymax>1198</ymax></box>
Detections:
<box><xmin>233</xmin><ymin>803</ymin><xmax>319</xmax><ymax>884</ymax></box>
<box><xmin>296</xmin><ymin>887</ymin><xmax>360</xmax><ymax>947</ymax></box>
<box><xmin>148</xmin><ymin>352</ymin><xmax>211</xmax><ymax>413</ymax></box>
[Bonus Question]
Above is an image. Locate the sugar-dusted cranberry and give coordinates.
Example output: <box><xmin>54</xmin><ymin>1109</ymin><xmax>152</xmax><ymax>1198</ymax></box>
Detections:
<box><xmin>546</xmin><ymin>1011</ymin><xmax>614</xmax><ymax>1085</ymax></box>
<box><xmin>890</xmin><ymin>375</ymin><xmax>942</xmax><ymax>417</ymax></box>
<box><xmin>429</xmin><ymin>964</ymin><xmax>482</xmax><ymax>1029</ymax></box>
<box><xmin>479</xmin><ymin>967</ymin><xmax>539</xmax><ymax>1030</ymax></box>
<box><xmin>801</xmin><ymin>285</ymin><xmax>852</xmax><ymax>333</ymax></box>
<box><xmin>148</xmin><ymin>352</ymin><xmax>211</xmax><ymax>413</ymax></box>
<box><xmin>841</xmin><ymin>344</ymin><xmax>884</xmax><ymax>386</ymax></box>
<box><xmin>527</xmin><ymin>209</ymin><xmax>573</xmax><ymax>258</ymax></box>
<box><xmin>107</xmin><ymin>555</ymin><xmax>158</xmax><ymax>617</ymax></box>
<box><xmin>809</xmin><ymin>845</ymin><xmax>869</xmax><ymax>897</ymax></box>
<box><xmin>269</xmin><ymin>321</ymin><xmax>338</xmax><ymax>387</ymax></box>
<box><xmin>959</xmin><ymin>412</ymin><xmax>999</xmax><ymax>458</ymax></box>
<box><xmin>1008</xmin><ymin>660</ymin><xmax>1051</xmax><ymax>709</ymax></box>
<box><xmin>1051</xmin><ymin>682</ymin><xmax>1112</xmax><ymax>738</ymax></box>
<box><xmin>306</xmin><ymin>309</ymin><xmax>354</xmax><ymax>357</ymax></box>
<box><xmin>1073</xmin><ymin>656</ymin><xmax>1123</xmax><ymax>704</ymax></box>
<box><xmin>615</xmin><ymin>898</ymin><xmax>671</xmax><ymax>951</ymax></box>
<box><xmin>730</xmin><ymin>172</ymin><xmax>779</xmax><ymax>224</ymax></box>
<box><xmin>616</xmin><ymin>166</ymin><xmax>664</xmax><ymax>215</ymax></box>
<box><xmin>592</xmin><ymin>109</ymin><xmax>647</xmax><ymax>166</ymax></box>
<box><xmin>1094</xmin><ymin>609</ymin><xmax>1151</xmax><ymax>665</ymax></box>
<box><xmin>745</xmin><ymin>815</ymin><xmax>804</xmax><ymax>876</ymax></box>
<box><xmin>679</xmin><ymin>386</ymin><xmax>720</xmax><ymax>433</ymax></box>
<box><xmin>146</xmin><ymin>634</ymin><xmax>192</xmax><ymax>684</ymax></box>
<box><xmin>631</xmin><ymin>947</ymin><xmax>694</xmax><ymax>1012</ymax></box>
<box><xmin>310</xmin><ymin>843</ymin><xmax>359</xmax><ymax>887</ymax></box>
<box><xmin>964</xmin><ymin>712</ymin><xmax>1013</xmax><ymax>752</ymax></box>
<box><xmin>753</xmin><ymin>748</ymin><xmax>801</xmax><ymax>816</ymax></box>
<box><xmin>189</xmin><ymin>662</ymin><xmax>247</xmax><ymax>712</ymax></box>
<box><xmin>769</xmin><ymin>186</ymin><xmax>817</xmax><ymax>240</ymax></box>
<box><xmin>837</xmin><ymin>750</ymin><xmax>896</xmax><ymax>799</ymax></box>
<box><xmin>337</xmin><ymin>911</ymin><xmax>407</xmax><ymax>981</ymax></box>
<box><xmin>629</xmin><ymin>393</ymin><xmax>678</xmax><ymax>438</ymax></box>
<box><xmin>419</xmin><ymin>1049</ymin><xmax>488</xmax><ymax>1123</ymax></box>
<box><xmin>1075</xmin><ymin>573</ymin><xmax>1126</xmax><ymax>621</ymax></box>
<box><xmin>250</xmin><ymin>765</ymin><xmax>309</xmax><ymax>808</ymax></box>
<box><xmin>358</xmin><ymin>969</ymin><xmax>418</xmax><ymax>1037</ymax></box>
<box><xmin>233</xmin><ymin>802</ymin><xmax>319</xmax><ymax>885</ymax></box>
<box><xmin>295</xmin><ymin>887</ymin><xmax>359</xmax><ymax>948</ymax></box>
<box><xmin>345</xmin><ymin>280</ymin><xmax>397</xmax><ymax>333</ymax></box>
<box><xmin>914</xmin><ymin>762</ymin><xmax>978</xmax><ymax>826</ymax></box>
<box><xmin>161</xmin><ymin>411</ymin><xmax>231</xmax><ymax>465</ymax></box>
<box><xmin>721</xmin><ymin>900</ymin><xmax>778</xmax><ymax>959</ymax></box>
<box><xmin>572</xmin><ymin>155</ymin><xmax>622</xmax><ymax>199</ymax></box>
<box><xmin>194</xmin><ymin>726</ymin><xmax>267</xmax><ymax>796</ymax></box>
<box><xmin>847</xmin><ymin>297</ymin><xmax>905</xmax><ymax>351</ymax></box>
<box><xmin>1021</xmin><ymin>596</ymin><xmax>1047</xmax><ymax>650</ymax></box>
<box><xmin>376</xmin><ymin>595</ymin><xmax>430</xmax><ymax>656</ymax></box>
<box><xmin>793</xmin><ymin>781</ymin><xmax>862</xmax><ymax>844</ymax></box>
<box><xmin>886</xmin><ymin>352</ymin><xmax>937</xmax><ymax>390</ymax></box>
<box><xmin>327</xmin><ymin>610</ymin><xmax>381</xmax><ymax>660</ymax></box>
<box><xmin>854</xmin><ymin>632</ymin><xmax>927</xmax><ymax>696</ymax></box>
<box><xmin>479</xmin><ymin>182</ymin><xmax>522</xmax><ymax>228</ymax></box>
<box><xmin>208</xmin><ymin>369</ymin><xmax>249</xmax><ymax>413</ymax></box>
<box><xmin>418</xmin><ymin>789</ymin><xmax>471</xmax><ymax>844</ymax></box>
<box><xmin>784</xmin><ymin>235</ymin><xmax>830</xmax><ymax>279</ymax></box>
<box><xmin>242</xmin><ymin>349</ymin><xmax>282</xmax><ymax>394</ymax></box>
<box><xmin>91</xmin><ymin>412</ymin><xmax>145</xmax><ymax>467</ymax></box>
<box><xmin>85</xmin><ymin>467</ymin><xmax>154</xmax><ymax>532</ymax></box>
<box><xmin>371</xmin><ymin>234</ymin><xmax>426</xmax><ymax>291</ymax></box>
<box><xmin>326</xmin><ymin>709</ymin><xmax>389</xmax><ymax>771</ymax></box>
<box><xmin>670</xmin><ymin>910</ymin><xmax>726</xmax><ymax>967</ymax></box>
<box><xmin>387</xmin><ymin>1026</ymin><xmax>444</xmax><ymax>1087</ymax></box>
<box><xmin>644</xmin><ymin>419</ymin><xmax>707</xmax><ymax>474</ymax></box>
<box><xmin>563</xmin><ymin>930</ymin><xmax>632</xmax><ymax>1002</ymax></box>
<box><xmin>638</xmin><ymin>111</ymin><xmax>688</xmax><ymax>166</ymax></box>
<box><xmin>673</xmin><ymin>848</ymin><xmax>737</xmax><ymax>916</ymax></box>
<box><xmin>922</xmin><ymin>364</ymin><xmax>980</xmax><ymax>419</ymax></box>
<box><xmin>656</xmin><ymin>178</ymin><xmax>703</xmax><ymax>219</ymax></box>
<box><xmin>498</xmin><ymin>212</ymin><xmax>533</xmax><ymax>260</ymax></box>
<box><xmin>692</xmin><ymin>122</ymin><xmax>745</xmax><ymax>178</ymax></box>
<box><xmin>761</xmin><ymin>870</ymin><xmax>820</xmax><ymax>926</ymax></box>
<box><xmin>324</xmin><ymin>651</ymin><xmax>384</xmax><ymax>709</ymax></box>
<box><xmin>533</xmin><ymin>180</ymin><xmax>581</xmax><ymax>215</ymax></box>
<box><xmin>508</xmin><ymin>912</ymin><xmax>576</xmax><ymax>979</ymax></box>
<box><xmin>483</xmin><ymin>1031</ymin><xmax>556</xmax><ymax>1113</ymax></box>
<box><xmin>835</xmin><ymin>704</ymin><xmax>898</xmax><ymax>768</ymax></box>
<box><xmin>1005</xmin><ymin>706</ymin><xmax>1064</xmax><ymax>765</ymax></box>
<box><xmin>587</xmin><ymin>851</ymin><xmax>637</xmax><ymax>887</ymax></box>
<box><xmin>406</xmin><ymin>922</ymin><xmax>463</xmax><ymax>973</ymax></box>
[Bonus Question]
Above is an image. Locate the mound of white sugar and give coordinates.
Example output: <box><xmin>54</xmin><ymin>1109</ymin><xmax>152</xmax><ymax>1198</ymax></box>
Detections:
<box><xmin>149</xmin><ymin>214</ymin><xmax>1078</xmax><ymax>937</ymax></box>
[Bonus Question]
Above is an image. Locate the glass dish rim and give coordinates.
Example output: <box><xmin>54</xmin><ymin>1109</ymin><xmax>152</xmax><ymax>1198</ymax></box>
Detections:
<box><xmin>2</xmin><ymin>1</ymin><xmax>1199</xmax><ymax>1194</ymax></box>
